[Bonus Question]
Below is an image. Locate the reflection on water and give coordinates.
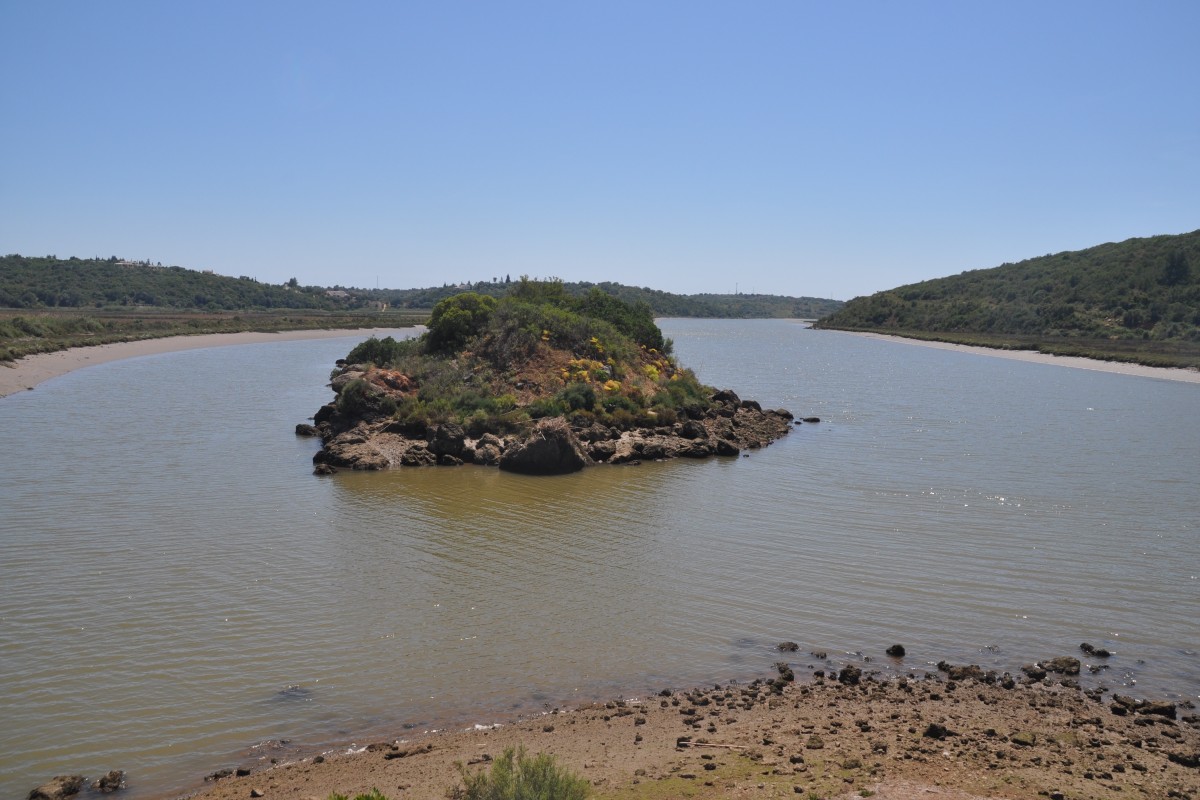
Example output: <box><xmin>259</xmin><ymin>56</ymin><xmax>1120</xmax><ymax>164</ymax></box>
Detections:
<box><xmin>0</xmin><ymin>321</ymin><xmax>1196</xmax><ymax>799</ymax></box>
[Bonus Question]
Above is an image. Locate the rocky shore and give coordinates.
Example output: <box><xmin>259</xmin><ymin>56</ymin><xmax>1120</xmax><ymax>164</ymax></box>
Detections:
<box><xmin>142</xmin><ymin>649</ymin><xmax>1198</xmax><ymax>800</ymax></box>
<box><xmin>300</xmin><ymin>363</ymin><xmax>798</xmax><ymax>474</ymax></box>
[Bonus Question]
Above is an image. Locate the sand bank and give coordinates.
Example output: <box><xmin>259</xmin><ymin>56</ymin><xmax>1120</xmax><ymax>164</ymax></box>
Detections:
<box><xmin>0</xmin><ymin>328</ymin><xmax>415</xmax><ymax>399</ymax></box>
<box><xmin>171</xmin><ymin>667</ymin><xmax>1198</xmax><ymax>800</ymax></box>
<box><xmin>840</xmin><ymin>331</ymin><xmax>1200</xmax><ymax>384</ymax></box>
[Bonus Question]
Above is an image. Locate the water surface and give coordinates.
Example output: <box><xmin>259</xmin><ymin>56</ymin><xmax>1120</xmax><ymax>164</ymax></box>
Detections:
<box><xmin>1</xmin><ymin>321</ymin><xmax>1196</xmax><ymax>799</ymax></box>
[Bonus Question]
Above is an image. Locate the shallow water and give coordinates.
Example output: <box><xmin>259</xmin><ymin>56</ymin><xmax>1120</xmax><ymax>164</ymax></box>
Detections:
<box><xmin>1</xmin><ymin>320</ymin><xmax>1196</xmax><ymax>799</ymax></box>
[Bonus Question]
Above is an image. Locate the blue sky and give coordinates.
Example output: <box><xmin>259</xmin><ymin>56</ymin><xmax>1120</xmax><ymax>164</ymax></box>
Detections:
<box><xmin>2</xmin><ymin>1</ymin><xmax>1197</xmax><ymax>300</ymax></box>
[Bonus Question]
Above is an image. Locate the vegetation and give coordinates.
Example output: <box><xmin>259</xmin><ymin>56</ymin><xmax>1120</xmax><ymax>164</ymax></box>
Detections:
<box><xmin>0</xmin><ymin>254</ymin><xmax>358</xmax><ymax>311</ymax></box>
<box><xmin>2</xmin><ymin>254</ymin><xmax>841</xmax><ymax>319</ymax></box>
<box><xmin>368</xmin><ymin>279</ymin><xmax>842</xmax><ymax>319</ymax></box>
<box><xmin>337</xmin><ymin>279</ymin><xmax>716</xmax><ymax>436</ymax></box>
<box><xmin>449</xmin><ymin>747</ymin><xmax>590</xmax><ymax>800</ymax></box>
<box><xmin>0</xmin><ymin>308</ymin><xmax>420</xmax><ymax>363</ymax></box>
<box><xmin>815</xmin><ymin>229</ymin><xmax>1200</xmax><ymax>369</ymax></box>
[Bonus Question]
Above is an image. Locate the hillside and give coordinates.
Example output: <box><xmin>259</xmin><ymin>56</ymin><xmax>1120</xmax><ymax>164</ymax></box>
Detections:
<box><xmin>1</xmin><ymin>254</ymin><xmax>842</xmax><ymax>318</ymax></box>
<box><xmin>0</xmin><ymin>254</ymin><xmax>349</xmax><ymax>311</ymax></box>
<box><xmin>363</xmin><ymin>280</ymin><xmax>843</xmax><ymax>319</ymax></box>
<box><xmin>815</xmin><ymin>230</ymin><xmax>1200</xmax><ymax>368</ymax></box>
<box><xmin>303</xmin><ymin>279</ymin><xmax>794</xmax><ymax>474</ymax></box>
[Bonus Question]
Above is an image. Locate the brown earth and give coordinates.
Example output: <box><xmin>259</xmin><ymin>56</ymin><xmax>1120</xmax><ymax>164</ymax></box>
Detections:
<box><xmin>173</xmin><ymin>668</ymin><xmax>1198</xmax><ymax>800</ymax></box>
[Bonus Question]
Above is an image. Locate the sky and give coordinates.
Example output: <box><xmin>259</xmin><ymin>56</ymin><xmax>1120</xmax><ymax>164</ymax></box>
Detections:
<box><xmin>2</xmin><ymin>2</ymin><xmax>1198</xmax><ymax>301</ymax></box>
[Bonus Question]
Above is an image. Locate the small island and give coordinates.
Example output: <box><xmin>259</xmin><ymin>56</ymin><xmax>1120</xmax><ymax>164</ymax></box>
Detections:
<box><xmin>300</xmin><ymin>279</ymin><xmax>796</xmax><ymax>474</ymax></box>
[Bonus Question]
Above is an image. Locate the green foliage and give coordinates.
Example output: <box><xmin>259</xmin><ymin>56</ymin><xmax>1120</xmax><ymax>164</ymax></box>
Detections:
<box><xmin>0</xmin><ymin>254</ymin><xmax>352</xmax><ymax>310</ymax></box>
<box><xmin>345</xmin><ymin>335</ymin><xmax>418</xmax><ymax>367</ymax></box>
<box><xmin>450</xmin><ymin>746</ymin><xmax>589</xmax><ymax>800</ymax></box>
<box><xmin>328</xmin><ymin>790</ymin><xmax>389</xmax><ymax>800</ymax></box>
<box><xmin>427</xmin><ymin>292</ymin><xmax>497</xmax><ymax>352</ymax></box>
<box><xmin>815</xmin><ymin>229</ymin><xmax>1200</xmax><ymax>367</ymax></box>
<box><xmin>557</xmin><ymin>382</ymin><xmax>597</xmax><ymax>412</ymax></box>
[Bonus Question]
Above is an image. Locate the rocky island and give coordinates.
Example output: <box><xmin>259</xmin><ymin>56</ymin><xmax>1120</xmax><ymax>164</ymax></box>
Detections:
<box><xmin>299</xmin><ymin>279</ymin><xmax>798</xmax><ymax>474</ymax></box>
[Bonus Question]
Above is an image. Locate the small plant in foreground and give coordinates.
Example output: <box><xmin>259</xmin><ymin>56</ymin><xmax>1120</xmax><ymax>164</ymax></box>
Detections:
<box><xmin>448</xmin><ymin>746</ymin><xmax>589</xmax><ymax>800</ymax></box>
<box><xmin>328</xmin><ymin>789</ymin><xmax>389</xmax><ymax>800</ymax></box>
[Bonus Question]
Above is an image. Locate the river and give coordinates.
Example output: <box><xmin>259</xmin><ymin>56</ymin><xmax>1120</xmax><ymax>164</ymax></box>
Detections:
<box><xmin>1</xmin><ymin>319</ymin><xmax>1196</xmax><ymax>799</ymax></box>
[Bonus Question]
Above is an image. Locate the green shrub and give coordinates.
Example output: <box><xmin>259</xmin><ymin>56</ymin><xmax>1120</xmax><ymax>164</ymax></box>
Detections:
<box><xmin>328</xmin><ymin>790</ymin><xmax>389</xmax><ymax>800</ymax></box>
<box><xmin>450</xmin><ymin>746</ymin><xmax>589</xmax><ymax>800</ymax></box>
<box><xmin>427</xmin><ymin>292</ymin><xmax>497</xmax><ymax>352</ymax></box>
<box><xmin>345</xmin><ymin>335</ymin><xmax>417</xmax><ymax>367</ymax></box>
<box><xmin>557</xmin><ymin>382</ymin><xmax>596</xmax><ymax>412</ymax></box>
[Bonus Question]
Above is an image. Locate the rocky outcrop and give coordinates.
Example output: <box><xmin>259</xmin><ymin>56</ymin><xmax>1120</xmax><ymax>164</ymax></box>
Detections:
<box><xmin>304</xmin><ymin>366</ymin><xmax>793</xmax><ymax>474</ymax></box>
<box><xmin>498</xmin><ymin>419</ymin><xmax>593</xmax><ymax>475</ymax></box>
<box><xmin>28</xmin><ymin>776</ymin><xmax>85</xmax><ymax>800</ymax></box>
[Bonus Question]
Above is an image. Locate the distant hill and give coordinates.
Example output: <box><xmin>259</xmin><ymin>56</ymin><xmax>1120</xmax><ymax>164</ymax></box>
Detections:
<box><xmin>815</xmin><ymin>230</ymin><xmax>1200</xmax><ymax>366</ymax></box>
<box><xmin>0</xmin><ymin>255</ymin><xmax>345</xmax><ymax>311</ymax></box>
<box><xmin>0</xmin><ymin>255</ymin><xmax>843</xmax><ymax>318</ymax></box>
<box><xmin>360</xmin><ymin>280</ymin><xmax>842</xmax><ymax>319</ymax></box>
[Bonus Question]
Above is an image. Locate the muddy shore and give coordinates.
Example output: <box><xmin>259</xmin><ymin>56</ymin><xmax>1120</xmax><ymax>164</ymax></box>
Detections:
<box><xmin>0</xmin><ymin>328</ymin><xmax>418</xmax><ymax>399</ymax></box>
<box><xmin>139</xmin><ymin>654</ymin><xmax>1200</xmax><ymax>800</ymax></box>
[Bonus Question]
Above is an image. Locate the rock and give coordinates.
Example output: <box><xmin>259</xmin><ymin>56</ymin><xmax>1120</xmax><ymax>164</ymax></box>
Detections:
<box><xmin>312</xmin><ymin>463</ymin><xmax>338</xmax><ymax>476</ymax></box>
<box><xmin>740</xmin><ymin>399</ymin><xmax>762</xmax><ymax>411</ymax></box>
<box><xmin>1080</xmin><ymin>642</ymin><xmax>1112</xmax><ymax>658</ymax></box>
<box><xmin>92</xmin><ymin>771</ymin><xmax>125</xmax><ymax>793</ymax></box>
<box><xmin>886</xmin><ymin>644</ymin><xmax>906</xmax><ymax>657</ymax></box>
<box><xmin>1043</xmin><ymin>656</ymin><xmax>1081</xmax><ymax>675</ymax></box>
<box><xmin>937</xmin><ymin>661</ymin><xmax>984</xmax><ymax>681</ymax></box>
<box><xmin>773</xmin><ymin>408</ymin><xmax>794</xmax><ymax>420</ymax></box>
<box><xmin>1137</xmin><ymin>700</ymin><xmax>1177</xmax><ymax>719</ymax></box>
<box><xmin>499</xmin><ymin>419</ymin><xmax>593</xmax><ymax>475</ymax></box>
<box><xmin>802</xmin><ymin>416</ymin><xmax>820</xmax><ymax>423</ymax></box>
<box><xmin>294</xmin><ymin>423</ymin><xmax>320</xmax><ymax>437</ymax></box>
<box><xmin>711</xmin><ymin>389</ymin><xmax>741</xmax><ymax>406</ymax></box>
<box><xmin>715</xmin><ymin>439</ymin><xmax>740</xmax><ymax>457</ymax></box>
<box><xmin>1021</xmin><ymin>663</ymin><xmax>1047</xmax><ymax>680</ymax></box>
<box><xmin>923</xmin><ymin>723</ymin><xmax>953</xmax><ymax>740</ymax></box>
<box><xmin>777</xmin><ymin>641</ymin><xmax>800</xmax><ymax>652</ymax></box>
<box><xmin>1011</xmin><ymin>731</ymin><xmax>1037</xmax><ymax>747</ymax></box>
<box><xmin>428</xmin><ymin>423</ymin><xmax>467</xmax><ymax>459</ymax></box>
<box><xmin>250</xmin><ymin>789</ymin><xmax>265</xmax><ymax>798</ymax></box>
<box><xmin>28</xmin><ymin>776</ymin><xmax>85</xmax><ymax>800</ymax></box>
<box><xmin>680</xmin><ymin>419</ymin><xmax>708</xmax><ymax>439</ymax></box>
<box><xmin>837</xmin><ymin>665</ymin><xmax>862</xmax><ymax>685</ymax></box>
<box><xmin>473</xmin><ymin>442</ymin><xmax>503</xmax><ymax>466</ymax></box>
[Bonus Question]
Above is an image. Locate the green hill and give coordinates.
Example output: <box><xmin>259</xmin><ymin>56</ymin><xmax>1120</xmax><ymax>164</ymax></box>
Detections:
<box><xmin>1</xmin><ymin>254</ymin><xmax>841</xmax><ymax>319</ymax></box>
<box><xmin>356</xmin><ymin>280</ymin><xmax>842</xmax><ymax>319</ymax></box>
<box><xmin>0</xmin><ymin>254</ymin><xmax>345</xmax><ymax>311</ymax></box>
<box><xmin>815</xmin><ymin>230</ymin><xmax>1200</xmax><ymax>368</ymax></box>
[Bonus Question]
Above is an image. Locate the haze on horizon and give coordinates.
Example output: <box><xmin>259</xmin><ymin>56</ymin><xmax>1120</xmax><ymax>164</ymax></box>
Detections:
<box><xmin>2</xmin><ymin>1</ymin><xmax>1197</xmax><ymax>302</ymax></box>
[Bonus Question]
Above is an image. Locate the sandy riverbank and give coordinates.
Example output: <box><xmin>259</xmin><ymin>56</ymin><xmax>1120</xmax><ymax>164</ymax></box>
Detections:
<box><xmin>839</xmin><ymin>331</ymin><xmax>1200</xmax><ymax>384</ymax></box>
<box><xmin>0</xmin><ymin>328</ymin><xmax>416</xmax><ymax>399</ymax></box>
<box><xmin>166</xmin><ymin>662</ymin><xmax>1198</xmax><ymax>800</ymax></box>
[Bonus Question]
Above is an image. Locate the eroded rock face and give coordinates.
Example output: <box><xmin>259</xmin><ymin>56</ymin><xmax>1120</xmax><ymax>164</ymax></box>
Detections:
<box><xmin>305</xmin><ymin>375</ymin><xmax>793</xmax><ymax>474</ymax></box>
<box><xmin>499</xmin><ymin>419</ymin><xmax>593</xmax><ymax>475</ymax></box>
<box><xmin>28</xmin><ymin>776</ymin><xmax>85</xmax><ymax>800</ymax></box>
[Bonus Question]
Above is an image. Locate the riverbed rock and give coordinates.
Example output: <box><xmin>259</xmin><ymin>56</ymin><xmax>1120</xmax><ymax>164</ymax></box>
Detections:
<box><xmin>886</xmin><ymin>644</ymin><xmax>906</xmax><ymax>657</ymax></box>
<box><xmin>28</xmin><ymin>776</ymin><xmax>85</xmax><ymax>800</ymax></box>
<box><xmin>92</xmin><ymin>771</ymin><xmax>125</xmax><ymax>793</ymax></box>
<box><xmin>1043</xmin><ymin>656</ymin><xmax>1081</xmax><ymax>675</ymax></box>
<box><xmin>499</xmin><ymin>419</ymin><xmax>593</xmax><ymax>475</ymax></box>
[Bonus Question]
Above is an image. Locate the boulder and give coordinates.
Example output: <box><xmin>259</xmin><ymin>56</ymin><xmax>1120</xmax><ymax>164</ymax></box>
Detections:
<box><xmin>886</xmin><ymin>644</ymin><xmax>906</xmax><ymax>657</ymax></box>
<box><xmin>472</xmin><ymin>443</ymin><xmax>503</xmax><ymax>466</ymax></box>
<box><xmin>711</xmin><ymin>389</ymin><xmax>741</xmax><ymax>406</ymax></box>
<box><xmin>715</xmin><ymin>439</ymin><xmax>740</xmax><ymax>457</ymax></box>
<box><xmin>428</xmin><ymin>423</ymin><xmax>467</xmax><ymax>458</ymax></box>
<box><xmin>679</xmin><ymin>419</ymin><xmax>708</xmax><ymax>440</ymax></box>
<box><xmin>28</xmin><ymin>776</ymin><xmax>85</xmax><ymax>800</ymax></box>
<box><xmin>92</xmin><ymin>771</ymin><xmax>125</xmax><ymax>793</ymax></box>
<box><xmin>294</xmin><ymin>423</ymin><xmax>320</xmax><ymax>437</ymax></box>
<box><xmin>1042</xmin><ymin>656</ymin><xmax>1081</xmax><ymax>675</ymax></box>
<box><xmin>499</xmin><ymin>419</ymin><xmax>594</xmax><ymax>475</ymax></box>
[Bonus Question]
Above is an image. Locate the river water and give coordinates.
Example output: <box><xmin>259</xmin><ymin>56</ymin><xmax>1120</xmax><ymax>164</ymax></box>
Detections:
<box><xmin>1</xmin><ymin>319</ymin><xmax>1196</xmax><ymax>799</ymax></box>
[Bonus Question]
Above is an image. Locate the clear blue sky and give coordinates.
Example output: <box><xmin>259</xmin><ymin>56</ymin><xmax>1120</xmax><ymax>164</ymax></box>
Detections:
<box><xmin>2</xmin><ymin>1</ymin><xmax>1197</xmax><ymax>300</ymax></box>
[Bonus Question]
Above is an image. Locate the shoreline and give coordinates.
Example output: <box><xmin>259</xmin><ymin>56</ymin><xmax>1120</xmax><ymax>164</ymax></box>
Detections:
<box><xmin>159</xmin><ymin>659</ymin><xmax>1199</xmax><ymax>800</ymax></box>
<box><xmin>834</xmin><ymin>330</ymin><xmax>1200</xmax><ymax>384</ymax></box>
<box><xmin>0</xmin><ymin>328</ymin><xmax>415</xmax><ymax>399</ymax></box>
